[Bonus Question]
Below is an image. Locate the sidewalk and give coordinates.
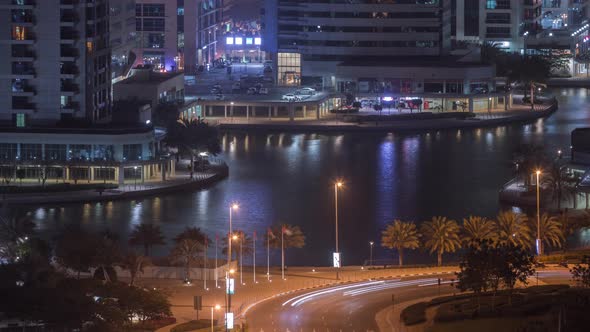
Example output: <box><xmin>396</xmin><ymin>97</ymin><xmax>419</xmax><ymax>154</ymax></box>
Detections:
<box><xmin>214</xmin><ymin>103</ymin><xmax>557</xmax><ymax>132</ymax></box>
<box><xmin>2</xmin><ymin>165</ymin><xmax>228</xmax><ymax>205</ymax></box>
<box><xmin>147</xmin><ymin>265</ymin><xmax>459</xmax><ymax>332</ymax></box>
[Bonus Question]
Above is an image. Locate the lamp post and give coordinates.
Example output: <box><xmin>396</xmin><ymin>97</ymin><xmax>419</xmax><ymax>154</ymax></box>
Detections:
<box><xmin>133</xmin><ymin>166</ymin><xmax>138</xmax><ymax>190</ymax></box>
<box><xmin>535</xmin><ymin>170</ymin><xmax>542</xmax><ymax>256</ymax></box>
<box><xmin>334</xmin><ymin>181</ymin><xmax>343</xmax><ymax>279</ymax></box>
<box><xmin>369</xmin><ymin>241</ymin><xmax>374</xmax><ymax>267</ymax></box>
<box><xmin>226</xmin><ymin>204</ymin><xmax>238</xmax><ymax>331</ymax></box>
<box><xmin>211</xmin><ymin>304</ymin><xmax>220</xmax><ymax>332</ymax></box>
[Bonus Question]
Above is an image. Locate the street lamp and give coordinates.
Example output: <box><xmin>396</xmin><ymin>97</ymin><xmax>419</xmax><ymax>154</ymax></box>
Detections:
<box><xmin>334</xmin><ymin>181</ymin><xmax>343</xmax><ymax>279</ymax></box>
<box><xmin>133</xmin><ymin>166</ymin><xmax>138</xmax><ymax>190</ymax></box>
<box><xmin>535</xmin><ymin>170</ymin><xmax>542</xmax><ymax>256</ymax></box>
<box><xmin>369</xmin><ymin>241</ymin><xmax>374</xmax><ymax>267</ymax></box>
<box><xmin>226</xmin><ymin>204</ymin><xmax>238</xmax><ymax>331</ymax></box>
<box><xmin>557</xmin><ymin>149</ymin><xmax>562</xmax><ymax>159</ymax></box>
<box><xmin>211</xmin><ymin>304</ymin><xmax>221</xmax><ymax>332</ymax></box>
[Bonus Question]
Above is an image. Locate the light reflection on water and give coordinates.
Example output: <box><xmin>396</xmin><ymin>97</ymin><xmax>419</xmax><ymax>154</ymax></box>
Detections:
<box><xmin>20</xmin><ymin>88</ymin><xmax>590</xmax><ymax>265</ymax></box>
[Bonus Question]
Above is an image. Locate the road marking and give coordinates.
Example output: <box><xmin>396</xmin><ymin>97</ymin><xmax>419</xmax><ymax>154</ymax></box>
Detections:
<box><xmin>343</xmin><ymin>279</ymin><xmax>437</xmax><ymax>296</ymax></box>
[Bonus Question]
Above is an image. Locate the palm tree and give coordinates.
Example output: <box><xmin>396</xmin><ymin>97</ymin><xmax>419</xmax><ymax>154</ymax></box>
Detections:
<box><xmin>128</xmin><ymin>223</ymin><xmax>166</xmax><ymax>256</ymax></box>
<box><xmin>222</xmin><ymin>230</ymin><xmax>255</xmax><ymax>263</ymax></box>
<box><xmin>265</xmin><ymin>224</ymin><xmax>306</xmax><ymax>250</ymax></box>
<box><xmin>381</xmin><ymin>220</ymin><xmax>420</xmax><ymax>266</ymax></box>
<box><xmin>461</xmin><ymin>216</ymin><xmax>496</xmax><ymax>246</ymax></box>
<box><xmin>170</xmin><ymin>238</ymin><xmax>204</xmax><ymax>281</ymax></box>
<box><xmin>120</xmin><ymin>251</ymin><xmax>151</xmax><ymax>286</ymax></box>
<box><xmin>174</xmin><ymin>226</ymin><xmax>210</xmax><ymax>245</ymax></box>
<box><xmin>533</xmin><ymin>213</ymin><xmax>564</xmax><ymax>254</ymax></box>
<box><xmin>421</xmin><ymin>216</ymin><xmax>461</xmax><ymax>266</ymax></box>
<box><xmin>495</xmin><ymin>211</ymin><xmax>532</xmax><ymax>249</ymax></box>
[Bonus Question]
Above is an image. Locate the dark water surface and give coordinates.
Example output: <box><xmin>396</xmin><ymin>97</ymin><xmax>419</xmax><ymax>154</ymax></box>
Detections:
<box><xmin>21</xmin><ymin>88</ymin><xmax>590</xmax><ymax>266</ymax></box>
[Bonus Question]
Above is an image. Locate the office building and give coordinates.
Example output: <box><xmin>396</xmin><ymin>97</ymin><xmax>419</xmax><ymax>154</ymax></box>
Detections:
<box><xmin>110</xmin><ymin>0</ymin><xmax>138</xmax><ymax>78</ymax></box>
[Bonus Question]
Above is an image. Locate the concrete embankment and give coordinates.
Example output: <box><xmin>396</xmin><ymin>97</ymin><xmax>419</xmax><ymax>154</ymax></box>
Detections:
<box><xmin>2</xmin><ymin>164</ymin><xmax>229</xmax><ymax>205</ymax></box>
<box><xmin>219</xmin><ymin>103</ymin><xmax>557</xmax><ymax>133</ymax></box>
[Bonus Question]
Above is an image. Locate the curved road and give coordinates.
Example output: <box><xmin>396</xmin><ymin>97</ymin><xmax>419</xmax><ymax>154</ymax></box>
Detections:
<box><xmin>243</xmin><ymin>269</ymin><xmax>572</xmax><ymax>332</ymax></box>
<box><xmin>244</xmin><ymin>274</ymin><xmax>456</xmax><ymax>332</ymax></box>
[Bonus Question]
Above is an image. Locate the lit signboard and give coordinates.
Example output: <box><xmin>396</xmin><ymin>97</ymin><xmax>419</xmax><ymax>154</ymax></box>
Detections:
<box><xmin>246</xmin><ymin>38</ymin><xmax>253</xmax><ymax>45</ymax></box>
<box><xmin>255</xmin><ymin>37</ymin><xmax>262</xmax><ymax>45</ymax></box>
<box><xmin>226</xmin><ymin>278</ymin><xmax>235</xmax><ymax>294</ymax></box>
<box><xmin>235</xmin><ymin>37</ymin><xmax>243</xmax><ymax>45</ymax></box>
<box><xmin>226</xmin><ymin>37</ymin><xmax>234</xmax><ymax>45</ymax></box>
<box><xmin>226</xmin><ymin>313</ymin><xmax>234</xmax><ymax>329</ymax></box>
<box><xmin>333</xmin><ymin>252</ymin><xmax>341</xmax><ymax>268</ymax></box>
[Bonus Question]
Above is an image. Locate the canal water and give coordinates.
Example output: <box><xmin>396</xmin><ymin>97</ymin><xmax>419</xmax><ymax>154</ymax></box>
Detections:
<box><xmin>20</xmin><ymin>88</ymin><xmax>590</xmax><ymax>266</ymax></box>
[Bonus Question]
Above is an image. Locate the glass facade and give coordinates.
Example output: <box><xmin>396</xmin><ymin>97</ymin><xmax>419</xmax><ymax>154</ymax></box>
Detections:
<box><xmin>20</xmin><ymin>144</ymin><xmax>41</xmax><ymax>161</ymax></box>
<box><xmin>70</xmin><ymin>144</ymin><xmax>91</xmax><ymax>161</ymax></box>
<box><xmin>45</xmin><ymin>144</ymin><xmax>67</xmax><ymax>161</ymax></box>
<box><xmin>277</xmin><ymin>53</ymin><xmax>301</xmax><ymax>86</ymax></box>
<box><xmin>0</xmin><ymin>144</ymin><xmax>17</xmax><ymax>161</ymax></box>
<box><xmin>123</xmin><ymin>144</ymin><xmax>143</xmax><ymax>161</ymax></box>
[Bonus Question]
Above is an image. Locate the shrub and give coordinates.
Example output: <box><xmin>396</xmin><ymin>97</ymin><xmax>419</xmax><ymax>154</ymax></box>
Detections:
<box><xmin>400</xmin><ymin>302</ymin><xmax>427</xmax><ymax>326</ymax></box>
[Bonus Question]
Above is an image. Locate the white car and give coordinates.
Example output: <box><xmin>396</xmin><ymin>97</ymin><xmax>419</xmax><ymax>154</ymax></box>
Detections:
<box><xmin>282</xmin><ymin>93</ymin><xmax>299</xmax><ymax>101</ymax></box>
<box><xmin>299</xmin><ymin>87</ymin><xmax>316</xmax><ymax>95</ymax></box>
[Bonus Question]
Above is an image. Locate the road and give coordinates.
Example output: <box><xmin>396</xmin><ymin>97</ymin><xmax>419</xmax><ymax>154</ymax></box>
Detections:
<box><xmin>244</xmin><ymin>275</ymin><xmax>456</xmax><ymax>332</ymax></box>
<box><xmin>243</xmin><ymin>269</ymin><xmax>573</xmax><ymax>332</ymax></box>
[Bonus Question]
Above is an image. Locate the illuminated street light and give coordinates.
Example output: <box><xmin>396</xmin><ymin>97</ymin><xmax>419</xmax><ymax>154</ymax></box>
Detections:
<box><xmin>334</xmin><ymin>181</ymin><xmax>343</xmax><ymax>279</ymax></box>
<box><xmin>535</xmin><ymin>170</ymin><xmax>542</xmax><ymax>256</ymax></box>
<box><xmin>369</xmin><ymin>241</ymin><xmax>374</xmax><ymax>267</ymax></box>
<box><xmin>211</xmin><ymin>304</ymin><xmax>221</xmax><ymax>332</ymax></box>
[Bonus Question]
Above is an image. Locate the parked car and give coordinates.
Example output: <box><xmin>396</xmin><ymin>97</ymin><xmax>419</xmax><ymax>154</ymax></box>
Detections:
<box><xmin>263</xmin><ymin>66</ymin><xmax>273</xmax><ymax>73</ymax></box>
<box><xmin>232</xmin><ymin>82</ymin><xmax>241</xmax><ymax>90</ymax></box>
<box><xmin>247</xmin><ymin>87</ymin><xmax>257</xmax><ymax>95</ymax></box>
<box><xmin>296</xmin><ymin>87</ymin><xmax>316</xmax><ymax>95</ymax></box>
<box><xmin>258</xmin><ymin>88</ymin><xmax>269</xmax><ymax>95</ymax></box>
<box><xmin>254</xmin><ymin>83</ymin><xmax>263</xmax><ymax>90</ymax></box>
<box><xmin>214</xmin><ymin>93</ymin><xmax>224</xmax><ymax>100</ymax></box>
<box><xmin>282</xmin><ymin>93</ymin><xmax>299</xmax><ymax>101</ymax></box>
<box><xmin>210</xmin><ymin>87</ymin><xmax>222</xmax><ymax>94</ymax></box>
<box><xmin>263</xmin><ymin>77</ymin><xmax>273</xmax><ymax>83</ymax></box>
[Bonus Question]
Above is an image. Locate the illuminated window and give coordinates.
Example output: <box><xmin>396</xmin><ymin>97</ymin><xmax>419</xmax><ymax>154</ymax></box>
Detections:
<box><xmin>226</xmin><ymin>37</ymin><xmax>234</xmax><ymax>45</ymax></box>
<box><xmin>12</xmin><ymin>26</ymin><xmax>26</xmax><ymax>40</ymax></box>
<box><xmin>86</xmin><ymin>41</ymin><xmax>93</xmax><ymax>53</ymax></box>
<box><xmin>235</xmin><ymin>37</ymin><xmax>243</xmax><ymax>45</ymax></box>
<box><xmin>16</xmin><ymin>114</ymin><xmax>25</xmax><ymax>128</ymax></box>
<box><xmin>254</xmin><ymin>37</ymin><xmax>262</xmax><ymax>45</ymax></box>
<box><xmin>246</xmin><ymin>38</ymin><xmax>253</xmax><ymax>45</ymax></box>
<box><xmin>277</xmin><ymin>53</ymin><xmax>301</xmax><ymax>86</ymax></box>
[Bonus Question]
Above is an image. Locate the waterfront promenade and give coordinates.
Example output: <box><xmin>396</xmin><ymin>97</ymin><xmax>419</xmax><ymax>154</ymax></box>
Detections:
<box><xmin>213</xmin><ymin>102</ymin><xmax>557</xmax><ymax>132</ymax></box>
<box><xmin>0</xmin><ymin>163</ymin><xmax>229</xmax><ymax>205</ymax></box>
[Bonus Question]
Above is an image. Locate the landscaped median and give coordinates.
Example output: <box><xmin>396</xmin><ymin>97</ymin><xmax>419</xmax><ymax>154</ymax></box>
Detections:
<box><xmin>399</xmin><ymin>285</ymin><xmax>590</xmax><ymax>331</ymax></box>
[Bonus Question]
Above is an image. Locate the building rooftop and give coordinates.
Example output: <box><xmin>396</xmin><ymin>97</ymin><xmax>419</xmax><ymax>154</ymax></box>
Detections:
<box><xmin>337</xmin><ymin>56</ymin><xmax>488</xmax><ymax>68</ymax></box>
<box><xmin>0</xmin><ymin>123</ymin><xmax>155</xmax><ymax>135</ymax></box>
<box><xmin>116</xmin><ymin>66</ymin><xmax>184</xmax><ymax>85</ymax></box>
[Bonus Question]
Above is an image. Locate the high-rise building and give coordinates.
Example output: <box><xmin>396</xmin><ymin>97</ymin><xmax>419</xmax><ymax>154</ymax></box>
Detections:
<box><xmin>262</xmin><ymin>0</ymin><xmax>452</xmax><ymax>87</ymax></box>
<box><xmin>110</xmin><ymin>0</ymin><xmax>137</xmax><ymax>78</ymax></box>
<box><xmin>0</xmin><ymin>0</ymin><xmax>112</xmax><ymax>126</ymax></box>
<box><xmin>135</xmin><ymin>0</ymin><xmax>223</xmax><ymax>73</ymax></box>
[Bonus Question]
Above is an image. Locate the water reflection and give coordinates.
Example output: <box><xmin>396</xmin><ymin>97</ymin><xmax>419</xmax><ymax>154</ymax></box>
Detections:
<box><xmin>22</xmin><ymin>88</ymin><xmax>590</xmax><ymax>265</ymax></box>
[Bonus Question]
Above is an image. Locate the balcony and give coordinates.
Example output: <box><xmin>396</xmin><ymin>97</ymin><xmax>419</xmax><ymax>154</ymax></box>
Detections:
<box><xmin>60</xmin><ymin>64</ymin><xmax>79</xmax><ymax>78</ymax></box>
<box><xmin>60</xmin><ymin>82</ymin><xmax>79</xmax><ymax>95</ymax></box>
<box><xmin>0</xmin><ymin>0</ymin><xmax>35</xmax><ymax>9</ymax></box>
<box><xmin>60</xmin><ymin>46</ymin><xmax>78</xmax><ymax>60</ymax></box>
<box><xmin>61</xmin><ymin>101</ymin><xmax>79</xmax><ymax>112</ymax></box>
<box><xmin>12</xmin><ymin>80</ymin><xmax>36</xmax><ymax>97</ymax></box>
<box><xmin>12</xmin><ymin>98</ymin><xmax>35</xmax><ymax>111</ymax></box>
<box><xmin>11</xmin><ymin>63</ymin><xmax>35</xmax><ymax>78</ymax></box>
<box><xmin>60</xmin><ymin>10</ymin><xmax>78</xmax><ymax>27</ymax></box>
<box><xmin>60</xmin><ymin>29</ymin><xmax>79</xmax><ymax>43</ymax></box>
<box><xmin>11</xmin><ymin>45</ymin><xmax>35</xmax><ymax>61</ymax></box>
<box><xmin>10</xmin><ymin>29</ymin><xmax>35</xmax><ymax>44</ymax></box>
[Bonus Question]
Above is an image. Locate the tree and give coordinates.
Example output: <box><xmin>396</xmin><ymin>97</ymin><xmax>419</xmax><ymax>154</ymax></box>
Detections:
<box><xmin>421</xmin><ymin>216</ymin><xmax>461</xmax><ymax>266</ymax></box>
<box><xmin>461</xmin><ymin>215</ymin><xmax>496</xmax><ymax>247</ymax></box>
<box><xmin>265</xmin><ymin>224</ymin><xmax>306</xmax><ymax>250</ymax></box>
<box><xmin>92</xmin><ymin>230</ymin><xmax>123</xmax><ymax>283</ymax></box>
<box><xmin>533</xmin><ymin>213</ymin><xmax>564</xmax><ymax>254</ymax></box>
<box><xmin>456</xmin><ymin>240</ymin><xmax>496</xmax><ymax>310</ymax></box>
<box><xmin>174</xmin><ymin>226</ymin><xmax>209</xmax><ymax>244</ymax></box>
<box><xmin>120</xmin><ymin>251</ymin><xmax>151</xmax><ymax>286</ymax></box>
<box><xmin>498</xmin><ymin>243</ymin><xmax>536</xmax><ymax>304</ymax></box>
<box><xmin>495</xmin><ymin>211</ymin><xmax>532</xmax><ymax>249</ymax></box>
<box><xmin>170</xmin><ymin>238</ymin><xmax>203</xmax><ymax>281</ymax></box>
<box><xmin>54</xmin><ymin>226</ymin><xmax>99</xmax><ymax>278</ymax></box>
<box><xmin>0</xmin><ymin>213</ymin><xmax>36</xmax><ymax>263</ymax></box>
<box><xmin>164</xmin><ymin>118</ymin><xmax>221</xmax><ymax>179</ymax></box>
<box><xmin>380</xmin><ymin>220</ymin><xmax>420</xmax><ymax>266</ymax></box>
<box><xmin>222</xmin><ymin>230</ymin><xmax>255</xmax><ymax>264</ymax></box>
<box><xmin>16</xmin><ymin>168</ymin><xmax>24</xmax><ymax>186</ymax></box>
<box><xmin>571</xmin><ymin>255</ymin><xmax>590</xmax><ymax>288</ymax></box>
<box><xmin>129</xmin><ymin>223</ymin><xmax>166</xmax><ymax>256</ymax></box>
